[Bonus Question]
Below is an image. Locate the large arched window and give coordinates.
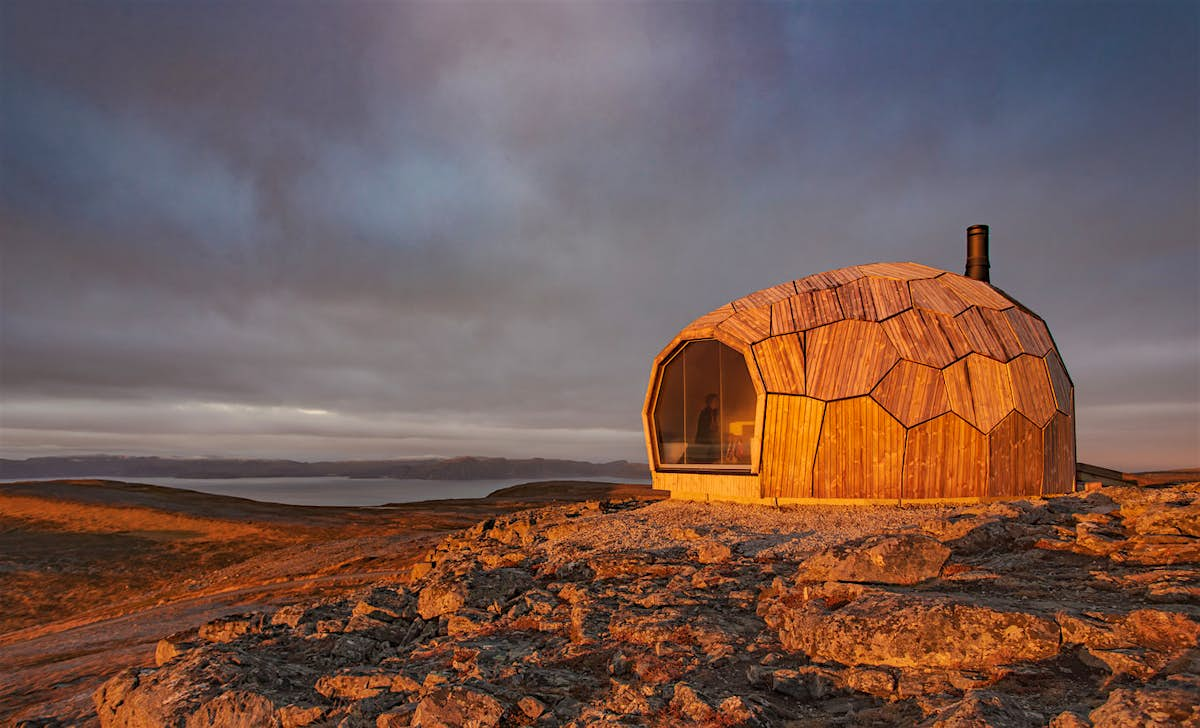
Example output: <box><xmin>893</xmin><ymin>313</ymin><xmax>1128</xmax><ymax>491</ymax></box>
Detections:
<box><xmin>653</xmin><ymin>339</ymin><xmax>757</xmax><ymax>471</ymax></box>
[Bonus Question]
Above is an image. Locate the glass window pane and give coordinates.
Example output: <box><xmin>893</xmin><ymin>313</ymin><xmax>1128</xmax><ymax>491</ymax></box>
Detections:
<box><xmin>684</xmin><ymin>340</ymin><xmax>721</xmax><ymax>464</ymax></box>
<box><xmin>721</xmin><ymin>344</ymin><xmax>756</xmax><ymax>465</ymax></box>
<box><xmin>654</xmin><ymin>347</ymin><xmax>688</xmax><ymax>465</ymax></box>
<box><xmin>653</xmin><ymin>339</ymin><xmax>756</xmax><ymax>471</ymax></box>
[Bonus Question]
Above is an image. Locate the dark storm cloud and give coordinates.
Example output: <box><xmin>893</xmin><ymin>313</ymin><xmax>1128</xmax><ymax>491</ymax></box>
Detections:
<box><xmin>1</xmin><ymin>1</ymin><xmax>1196</xmax><ymax>469</ymax></box>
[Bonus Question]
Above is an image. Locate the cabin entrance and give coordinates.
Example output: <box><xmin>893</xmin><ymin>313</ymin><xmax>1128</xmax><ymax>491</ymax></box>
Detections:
<box><xmin>652</xmin><ymin>339</ymin><xmax>756</xmax><ymax>471</ymax></box>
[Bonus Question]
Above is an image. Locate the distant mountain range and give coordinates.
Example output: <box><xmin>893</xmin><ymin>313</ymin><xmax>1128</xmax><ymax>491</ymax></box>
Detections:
<box><xmin>0</xmin><ymin>455</ymin><xmax>650</xmax><ymax>481</ymax></box>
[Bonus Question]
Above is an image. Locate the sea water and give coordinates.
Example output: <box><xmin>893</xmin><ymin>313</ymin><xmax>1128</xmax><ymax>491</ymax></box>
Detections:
<box><xmin>41</xmin><ymin>475</ymin><xmax>649</xmax><ymax>507</ymax></box>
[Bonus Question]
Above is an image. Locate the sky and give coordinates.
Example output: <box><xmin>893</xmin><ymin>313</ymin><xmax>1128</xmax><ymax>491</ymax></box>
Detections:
<box><xmin>1</xmin><ymin>1</ymin><xmax>1196</xmax><ymax>471</ymax></box>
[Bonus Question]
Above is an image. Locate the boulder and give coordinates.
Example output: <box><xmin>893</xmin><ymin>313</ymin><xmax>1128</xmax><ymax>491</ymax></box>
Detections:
<box><xmin>417</xmin><ymin>568</ymin><xmax>533</xmax><ymax>620</ymax></box>
<box><xmin>669</xmin><ymin>683</ymin><xmax>716</xmax><ymax>723</ymax></box>
<box><xmin>1113</xmin><ymin>534</ymin><xmax>1200</xmax><ymax>565</ymax></box>
<box><xmin>184</xmin><ymin>691</ymin><xmax>277</xmax><ymax>728</ymax></box>
<box><xmin>517</xmin><ymin>696</ymin><xmax>548</xmax><ymax>719</ymax></box>
<box><xmin>199</xmin><ymin>614</ymin><xmax>263</xmax><ymax>643</ymax></box>
<box><xmin>693</xmin><ymin>539</ymin><xmax>732</xmax><ymax>564</ymax></box>
<box><xmin>604</xmin><ymin>680</ymin><xmax>651</xmax><ymax>715</ymax></box>
<box><xmin>155</xmin><ymin>629</ymin><xmax>199</xmax><ymax>665</ymax></box>
<box><xmin>1047</xmin><ymin>712</ymin><xmax>1090</xmax><ymax>728</ymax></box>
<box><xmin>417</xmin><ymin>579</ymin><xmax>468</xmax><ymax>620</ymax></box>
<box><xmin>764</xmin><ymin>585</ymin><xmax>1061</xmax><ymax>670</ymax></box>
<box><xmin>794</xmin><ymin>533</ymin><xmax>950</xmax><ymax>585</ymax></box>
<box><xmin>1121</xmin><ymin>501</ymin><xmax>1200</xmax><ymax>538</ymax></box>
<box><xmin>716</xmin><ymin>696</ymin><xmax>758</xmax><ymax>725</ymax></box>
<box><xmin>768</xmin><ymin>667</ymin><xmax>841</xmax><ymax>702</ymax></box>
<box><xmin>924</xmin><ymin>690</ymin><xmax>1043</xmax><ymax>728</ymax></box>
<box><xmin>1089</xmin><ymin>686</ymin><xmax>1200</xmax><ymax>727</ymax></box>
<box><xmin>376</xmin><ymin>704</ymin><xmax>417</xmax><ymax>727</ymax></box>
<box><xmin>487</xmin><ymin>516</ymin><xmax>534</xmax><ymax>546</ymax></box>
<box><xmin>94</xmin><ymin>669</ymin><xmax>168</xmax><ymax>728</ymax></box>
<box><xmin>951</xmin><ymin>519</ymin><xmax>1045</xmax><ymax>556</ymax></box>
<box><xmin>1058</xmin><ymin>608</ymin><xmax>1200</xmax><ymax>677</ymax></box>
<box><xmin>271</xmin><ymin>605</ymin><xmax>309</xmax><ymax>628</ymax></box>
<box><xmin>314</xmin><ymin>673</ymin><xmax>392</xmax><ymax>700</ymax></box>
<box><xmin>843</xmin><ymin>667</ymin><xmax>897</xmax><ymax>697</ymax></box>
<box><xmin>411</xmin><ymin>687</ymin><xmax>505</xmax><ymax>728</ymax></box>
<box><xmin>278</xmin><ymin>705</ymin><xmax>325</xmax><ymax>728</ymax></box>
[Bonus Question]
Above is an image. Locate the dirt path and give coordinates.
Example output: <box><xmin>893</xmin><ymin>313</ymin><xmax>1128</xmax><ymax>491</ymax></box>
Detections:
<box><xmin>0</xmin><ymin>566</ymin><xmax>415</xmax><ymax>725</ymax></box>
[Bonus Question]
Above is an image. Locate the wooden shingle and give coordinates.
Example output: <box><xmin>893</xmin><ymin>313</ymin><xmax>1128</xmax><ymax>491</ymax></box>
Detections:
<box><xmin>806</xmin><ymin>320</ymin><xmax>900</xmax><ymax>400</ymax></box>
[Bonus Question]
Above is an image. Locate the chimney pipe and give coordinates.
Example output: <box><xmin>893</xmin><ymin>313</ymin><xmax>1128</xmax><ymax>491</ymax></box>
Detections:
<box><xmin>965</xmin><ymin>224</ymin><xmax>990</xmax><ymax>283</ymax></box>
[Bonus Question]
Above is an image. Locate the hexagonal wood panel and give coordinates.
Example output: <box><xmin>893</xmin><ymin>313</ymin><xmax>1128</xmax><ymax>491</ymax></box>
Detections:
<box><xmin>805</xmin><ymin>320</ymin><xmax>900</xmax><ymax>401</ymax></box>
<box><xmin>752</xmin><ymin>334</ymin><xmax>806</xmax><ymax>395</ymax></box>
<box><xmin>1044</xmin><ymin>350</ymin><xmax>1072</xmax><ymax>415</ymax></box>
<box><xmin>732</xmin><ymin>281</ymin><xmax>796</xmax><ymax>311</ymax></box>
<box><xmin>1007</xmin><ymin>355</ymin><xmax>1057</xmax><ymax>427</ymax></box>
<box><xmin>788</xmin><ymin>289</ymin><xmax>844</xmax><ymax>331</ymax></box>
<box><xmin>943</xmin><ymin>354</ymin><xmax>1015</xmax><ymax>433</ymax></box>
<box><xmin>794</xmin><ymin>265</ymin><xmax>864</xmax><ymax>292</ymax></box>
<box><xmin>936</xmin><ymin>273</ymin><xmax>1015</xmax><ymax>310</ymax></box>
<box><xmin>955</xmin><ymin>307</ymin><xmax>1024</xmax><ymax>362</ymax></box>
<box><xmin>909</xmin><ymin>277</ymin><xmax>970</xmax><ymax>316</ymax></box>
<box><xmin>871</xmin><ymin>360</ymin><xmax>950</xmax><ymax>427</ymax></box>
<box><xmin>855</xmin><ymin>262</ymin><xmax>943</xmax><ymax>280</ymax></box>
<box><xmin>770</xmin><ymin>298</ymin><xmax>799</xmax><ymax>335</ymax></box>
<box><xmin>714</xmin><ymin>306</ymin><xmax>771</xmax><ymax>348</ymax></box>
<box><xmin>1003</xmin><ymin>309</ymin><xmax>1055</xmax><ymax>357</ymax></box>
<box><xmin>679</xmin><ymin>303</ymin><xmax>733</xmax><ymax>340</ymax></box>
<box><xmin>837</xmin><ymin>276</ymin><xmax>912</xmax><ymax>321</ymax></box>
<box><xmin>881</xmin><ymin>308</ymin><xmax>971</xmax><ymax>368</ymax></box>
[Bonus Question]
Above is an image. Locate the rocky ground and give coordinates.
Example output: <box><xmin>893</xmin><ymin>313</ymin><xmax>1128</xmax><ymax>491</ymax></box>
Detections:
<box><xmin>76</xmin><ymin>481</ymin><xmax>1199</xmax><ymax>727</ymax></box>
<box><xmin>0</xmin><ymin>479</ymin><xmax>661</xmax><ymax>725</ymax></box>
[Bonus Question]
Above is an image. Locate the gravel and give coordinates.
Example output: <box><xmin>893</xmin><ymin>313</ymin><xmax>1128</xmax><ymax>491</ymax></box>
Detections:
<box><xmin>543</xmin><ymin>499</ymin><xmax>965</xmax><ymax>564</ymax></box>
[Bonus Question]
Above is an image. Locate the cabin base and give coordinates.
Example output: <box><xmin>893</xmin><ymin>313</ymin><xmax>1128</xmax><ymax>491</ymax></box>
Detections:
<box><xmin>651</xmin><ymin>470</ymin><xmax>1079</xmax><ymax>505</ymax></box>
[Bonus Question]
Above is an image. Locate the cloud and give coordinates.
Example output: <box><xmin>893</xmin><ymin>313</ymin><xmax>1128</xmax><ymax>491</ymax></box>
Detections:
<box><xmin>1</xmin><ymin>1</ymin><xmax>1196</xmax><ymax>468</ymax></box>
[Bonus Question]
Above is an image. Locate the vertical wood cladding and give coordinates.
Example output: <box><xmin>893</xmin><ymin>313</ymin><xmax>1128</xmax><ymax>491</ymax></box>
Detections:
<box><xmin>989</xmin><ymin>412</ymin><xmax>1044</xmax><ymax>497</ymax></box>
<box><xmin>903</xmin><ymin>413</ymin><xmax>988</xmax><ymax>499</ymax></box>
<box><xmin>1043</xmin><ymin>411</ymin><xmax>1076</xmax><ymax>495</ymax></box>
<box><xmin>813</xmin><ymin>397</ymin><xmax>905</xmax><ymax>500</ymax></box>
<box><xmin>760</xmin><ymin>395</ymin><xmax>824</xmax><ymax>498</ymax></box>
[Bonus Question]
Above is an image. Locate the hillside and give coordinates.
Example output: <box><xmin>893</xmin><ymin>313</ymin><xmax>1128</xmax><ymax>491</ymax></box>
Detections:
<box><xmin>0</xmin><ymin>456</ymin><xmax>650</xmax><ymax>481</ymax></box>
<box><xmin>86</xmin><ymin>481</ymin><xmax>1198</xmax><ymax>727</ymax></box>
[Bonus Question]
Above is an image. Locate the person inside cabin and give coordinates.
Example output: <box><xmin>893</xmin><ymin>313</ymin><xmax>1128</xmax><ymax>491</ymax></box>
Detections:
<box><xmin>692</xmin><ymin>393</ymin><xmax>721</xmax><ymax>463</ymax></box>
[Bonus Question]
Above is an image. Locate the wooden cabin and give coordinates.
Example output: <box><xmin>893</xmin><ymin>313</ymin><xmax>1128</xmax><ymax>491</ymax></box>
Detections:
<box><xmin>642</xmin><ymin>226</ymin><xmax>1075</xmax><ymax>503</ymax></box>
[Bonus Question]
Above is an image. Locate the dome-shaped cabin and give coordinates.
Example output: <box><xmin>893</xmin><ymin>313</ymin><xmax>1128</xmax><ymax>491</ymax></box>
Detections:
<box><xmin>642</xmin><ymin>227</ymin><xmax>1075</xmax><ymax>503</ymax></box>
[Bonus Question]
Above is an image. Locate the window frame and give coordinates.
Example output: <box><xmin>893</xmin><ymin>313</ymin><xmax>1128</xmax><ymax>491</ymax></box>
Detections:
<box><xmin>648</xmin><ymin>338</ymin><xmax>761</xmax><ymax>474</ymax></box>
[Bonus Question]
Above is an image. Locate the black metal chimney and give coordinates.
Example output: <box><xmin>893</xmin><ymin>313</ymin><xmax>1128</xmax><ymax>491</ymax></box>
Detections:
<box><xmin>966</xmin><ymin>224</ymin><xmax>990</xmax><ymax>283</ymax></box>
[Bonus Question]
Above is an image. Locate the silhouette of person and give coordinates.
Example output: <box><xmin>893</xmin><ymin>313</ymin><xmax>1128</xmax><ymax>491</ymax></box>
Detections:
<box><xmin>693</xmin><ymin>393</ymin><xmax>720</xmax><ymax>463</ymax></box>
